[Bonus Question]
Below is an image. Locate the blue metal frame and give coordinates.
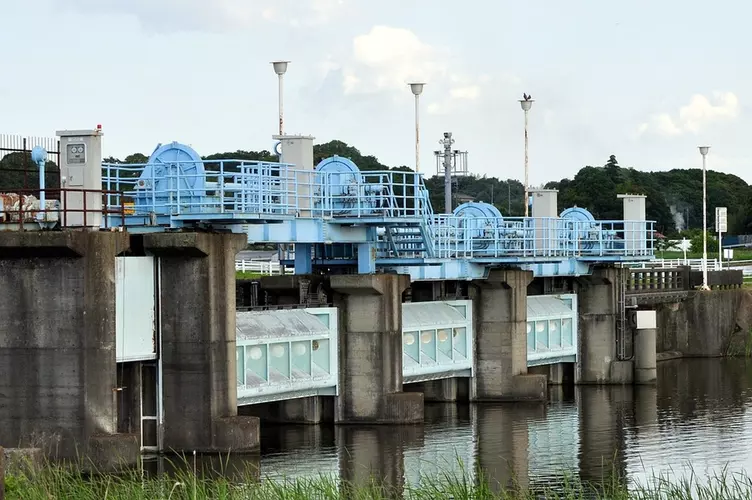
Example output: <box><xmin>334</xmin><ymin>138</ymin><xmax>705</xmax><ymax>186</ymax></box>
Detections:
<box><xmin>100</xmin><ymin>143</ymin><xmax>655</xmax><ymax>278</ymax></box>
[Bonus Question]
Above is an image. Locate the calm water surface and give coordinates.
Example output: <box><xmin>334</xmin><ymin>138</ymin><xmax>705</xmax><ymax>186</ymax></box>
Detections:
<box><xmin>256</xmin><ymin>359</ymin><xmax>752</xmax><ymax>489</ymax></box>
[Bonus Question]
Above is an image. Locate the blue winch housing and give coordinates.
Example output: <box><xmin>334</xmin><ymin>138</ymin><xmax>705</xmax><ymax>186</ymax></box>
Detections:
<box><xmin>313</xmin><ymin>156</ymin><xmax>385</xmax><ymax>216</ymax></box>
<box><xmin>97</xmin><ymin>139</ymin><xmax>654</xmax><ymax>278</ymax></box>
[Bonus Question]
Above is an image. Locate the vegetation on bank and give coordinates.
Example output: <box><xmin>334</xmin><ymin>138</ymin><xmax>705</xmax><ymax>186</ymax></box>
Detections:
<box><xmin>6</xmin><ymin>460</ymin><xmax>752</xmax><ymax>500</ymax></box>
<box><xmin>5</xmin><ymin>138</ymin><xmax>752</xmax><ymax>236</ymax></box>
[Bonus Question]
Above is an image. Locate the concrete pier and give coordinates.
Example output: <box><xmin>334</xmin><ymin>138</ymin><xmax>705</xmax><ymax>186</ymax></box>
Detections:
<box><xmin>0</xmin><ymin>231</ymin><xmax>139</xmax><ymax>468</ymax></box>
<box><xmin>469</xmin><ymin>269</ymin><xmax>547</xmax><ymax>401</ymax></box>
<box><xmin>576</xmin><ymin>266</ymin><xmax>633</xmax><ymax>384</ymax></box>
<box><xmin>143</xmin><ymin>233</ymin><xmax>259</xmax><ymax>453</ymax></box>
<box><xmin>330</xmin><ymin>274</ymin><xmax>424</xmax><ymax>424</ymax></box>
<box><xmin>634</xmin><ymin>311</ymin><xmax>657</xmax><ymax>384</ymax></box>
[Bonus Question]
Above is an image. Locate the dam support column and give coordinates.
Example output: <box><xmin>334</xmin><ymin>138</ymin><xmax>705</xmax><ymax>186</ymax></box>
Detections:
<box><xmin>634</xmin><ymin>310</ymin><xmax>657</xmax><ymax>384</ymax></box>
<box><xmin>576</xmin><ymin>266</ymin><xmax>633</xmax><ymax>384</ymax></box>
<box><xmin>469</xmin><ymin>268</ymin><xmax>547</xmax><ymax>401</ymax></box>
<box><xmin>0</xmin><ymin>232</ymin><xmax>139</xmax><ymax>469</ymax></box>
<box><xmin>143</xmin><ymin>233</ymin><xmax>259</xmax><ymax>453</ymax></box>
<box><xmin>330</xmin><ymin>274</ymin><xmax>424</xmax><ymax>423</ymax></box>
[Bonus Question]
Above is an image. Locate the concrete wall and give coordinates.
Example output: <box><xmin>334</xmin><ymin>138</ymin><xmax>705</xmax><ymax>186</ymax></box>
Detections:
<box><xmin>330</xmin><ymin>274</ymin><xmax>424</xmax><ymax>424</ymax></box>
<box><xmin>576</xmin><ymin>266</ymin><xmax>633</xmax><ymax>384</ymax></box>
<box><xmin>143</xmin><ymin>233</ymin><xmax>259</xmax><ymax>453</ymax></box>
<box><xmin>469</xmin><ymin>269</ymin><xmax>547</xmax><ymax>401</ymax></box>
<box><xmin>655</xmin><ymin>289</ymin><xmax>752</xmax><ymax>357</ymax></box>
<box><xmin>0</xmin><ymin>232</ymin><xmax>138</xmax><ymax>468</ymax></box>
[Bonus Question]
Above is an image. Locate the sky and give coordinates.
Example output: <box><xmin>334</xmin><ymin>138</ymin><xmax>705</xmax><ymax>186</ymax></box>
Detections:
<box><xmin>1</xmin><ymin>0</ymin><xmax>750</xmax><ymax>185</ymax></box>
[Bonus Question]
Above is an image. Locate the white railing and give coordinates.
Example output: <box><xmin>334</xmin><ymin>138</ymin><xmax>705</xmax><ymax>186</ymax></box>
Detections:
<box><xmin>621</xmin><ymin>259</ymin><xmax>721</xmax><ymax>271</ymax></box>
<box><xmin>621</xmin><ymin>258</ymin><xmax>752</xmax><ymax>275</ymax></box>
<box><xmin>235</xmin><ymin>259</ymin><xmax>293</xmax><ymax>275</ymax></box>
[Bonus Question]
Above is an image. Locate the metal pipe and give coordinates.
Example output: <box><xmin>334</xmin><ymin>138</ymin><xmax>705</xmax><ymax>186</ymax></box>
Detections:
<box><xmin>699</xmin><ymin>146</ymin><xmax>710</xmax><ymax>290</ymax></box>
<box><xmin>523</xmin><ymin>108</ymin><xmax>530</xmax><ymax>217</ymax></box>
<box><xmin>278</xmin><ymin>73</ymin><xmax>284</xmax><ymax>136</ymax></box>
<box><xmin>414</xmin><ymin>93</ymin><xmax>420</xmax><ymax>173</ymax></box>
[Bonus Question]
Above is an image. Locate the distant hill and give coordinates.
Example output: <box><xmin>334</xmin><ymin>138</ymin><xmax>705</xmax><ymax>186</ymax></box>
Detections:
<box><xmin>7</xmin><ymin>141</ymin><xmax>746</xmax><ymax>236</ymax></box>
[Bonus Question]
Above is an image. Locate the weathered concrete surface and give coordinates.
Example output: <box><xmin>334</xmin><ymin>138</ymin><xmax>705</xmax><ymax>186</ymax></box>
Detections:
<box><xmin>330</xmin><ymin>274</ymin><xmax>424</xmax><ymax>424</ymax></box>
<box><xmin>405</xmin><ymin>379</ymin><xmax>459</xmax><ymax>402</ymax></box>
<box><xmin>0</xmin><ymin>231</ymin><xmax>138</xmax><ymax>467</ymax></box>
<box><xmin>655</xmin><ymin>288</ymin><xmax>752</xmax><ymax>357</ymax></box>
<box><xmin>2</xmin><ymin>448</ymin><xmax>43</xmax><ymax>475</ymax></box>
<box><xmin>239</xmin><ymin>397</ymin><xmax>333</xmax><ymax>424</ymax></box>
<box><xmin>143</xmin><ymin>233</ymin><xmax>260</xmax><ymax>452</ymax></box>
<box><xmin>634</xmin><ymin>328</ymin><xmax>657</xmax><ymax>384</ymax></box>
<box><xmin>469</xmin><ymin>269</ymin><xmax>547</xmax><ymax>401</ymax></box>
<box><xmin>576</xmin><ymin>266</ymin><xmax>632</xmax><ymax>384</ymax></box>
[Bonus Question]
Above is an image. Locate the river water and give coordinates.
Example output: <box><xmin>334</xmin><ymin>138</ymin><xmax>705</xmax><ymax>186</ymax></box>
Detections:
<box><xmin>148</xmin><ymin>359</ymin><xmax>752</xmax><ymax>490</ymax></box>
<box><xmin>256</xmin><ymin>359</ymin><xmax>752</xmax><ymax>490</ymax></box>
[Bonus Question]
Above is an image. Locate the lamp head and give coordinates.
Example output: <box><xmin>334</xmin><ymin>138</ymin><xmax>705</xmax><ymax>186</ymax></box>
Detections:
<box><xmin>519</xmin><ymin>99</ymin><xmax>534</xmax><ymax>112</ymax></box>
<box><xmin>408</xmin><ymin>82</ymin><xmax>425</xmax><ymax>96</ymax></box>
<box><xmin>30</xmin><ymin>146</ymin><xmax>47</xmax><ymax>165</ymax></box>
<box><xmin>271</xmin><ymin>61</ymin><xmax>290</xmax><ymax>76</ymax></box>
<box><xmin>698</xmin><ymin>146</ymin><xmax>710</xmax><ymax>156</ymax></box>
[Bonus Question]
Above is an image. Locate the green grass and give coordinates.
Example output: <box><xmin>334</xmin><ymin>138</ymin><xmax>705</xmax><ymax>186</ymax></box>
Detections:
<box><xmin>236</xmin><ymin>271</ymin><xmax>265</xmax><ymax>280</ymax></box>
<box><xmin>6</xmin><ymin>457</ymin><xmax>752</xmax><ymax>499</ymax></box>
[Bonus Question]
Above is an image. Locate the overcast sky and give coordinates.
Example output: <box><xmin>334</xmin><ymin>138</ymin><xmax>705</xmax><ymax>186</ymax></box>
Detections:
<box><xmin>2</xmin><ymin>0</ymin><xmax>749</xmax><ymax>184</ymax></box>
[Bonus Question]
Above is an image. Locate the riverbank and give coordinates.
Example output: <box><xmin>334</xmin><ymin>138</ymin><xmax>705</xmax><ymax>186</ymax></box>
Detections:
<box><xmin>5</xmin><ymin>462</ymin><xmax>752</xmax><ymax>499</ymax></box>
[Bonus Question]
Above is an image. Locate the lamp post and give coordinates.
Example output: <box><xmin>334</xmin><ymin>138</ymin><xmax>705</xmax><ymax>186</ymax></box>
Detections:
<box><xmin>699</xmin><ymin>146</ymin><xmax>710</xmax><ymax>290</ymax></box>
<box><xmin>271</xmin><ymin>61</ymin><xmax>290</xmax><ymax>136</ymax></box>
<box><xmin>408</xmin><ymin>83</ymin><xmax>425</xmax><ymax>173</ymax></box>
<box><xmin>519</xmin><ymin>95</ymin><xmax>534</xmax><ymax>217</ymax></box>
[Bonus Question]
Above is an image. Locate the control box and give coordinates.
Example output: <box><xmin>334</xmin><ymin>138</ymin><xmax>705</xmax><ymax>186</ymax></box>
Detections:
<box><xmin>56</xmin><ymin>128</ymin><xmax>103</xmax><ymax>228</ymax></box>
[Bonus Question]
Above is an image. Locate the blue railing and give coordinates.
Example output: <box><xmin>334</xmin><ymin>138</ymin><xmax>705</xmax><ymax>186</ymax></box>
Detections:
<box><xmin>429</xmin><ymin>216</ymin><xmax>654</xmax><ymax>259</ymax></box>
<box><xmin>101</xmin><ymin>158</ymin><xmax>654</xmax><ymax>261</ymax></box>
<box><xmin>102</xmin><ymin>161</ymin><xmax>434</xmax><ymax>225</ymax></box>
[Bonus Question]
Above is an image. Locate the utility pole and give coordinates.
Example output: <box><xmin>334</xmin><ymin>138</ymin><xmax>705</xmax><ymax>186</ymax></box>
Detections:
<box><xmin>271</xmin><ymin>61</ymin><xmax>290</xmax><ymax>136</ymax></box>
<box><xmin>699</xmin><ymin>146</ymin><xmax>710</xmax><ymax>290</ymax></box>
<box><xmin>408</xmin><ymin>83</ymin><xmax>425</xmax><ymax>173</ymax></box>
<box><xmin>442</xmin><ymin>132</ymin><xmax>454</xmax><ymax>213</ymax></box>
<box><xmin>519</xmin><ymin>94</ymin><xmax>534</xmax><ymax>217</ymax></box>
<box><xmin>434</xmin><ymin>133</ymin><xmax>468</xmax><ymax>214</ymax></box>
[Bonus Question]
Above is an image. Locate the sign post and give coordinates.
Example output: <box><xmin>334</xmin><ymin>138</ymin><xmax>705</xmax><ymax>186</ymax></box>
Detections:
<box><xmin>715</xmin><ymin>207</ymin><xmax>727</xmax><ymax>270</ymax></box>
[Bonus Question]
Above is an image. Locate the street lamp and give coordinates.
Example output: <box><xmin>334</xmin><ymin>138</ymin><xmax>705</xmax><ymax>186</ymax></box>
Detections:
<box><xmin>408</xmin><ymin>83</ymin><xmax>425</xmax><ymax>173</ymax></box>
<box><xmin>699</xmin><ymin>145</ymin><xmax>710</xmax><ymax>290</ymax></box>
<box><xmin>271</xmin><ymin>61</ymin><xmax>290</xmax><ymax>136</ymax></box>
<box><xmin>519</xmin><ymin>95</ymin><xmax>534</xmax><ymax>217</ymax></box>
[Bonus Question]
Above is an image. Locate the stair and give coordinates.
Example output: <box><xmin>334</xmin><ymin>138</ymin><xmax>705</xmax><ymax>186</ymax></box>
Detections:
<box><xmin>382</xmin><ymin>220</ymin><xmax>435</xmax><ymax>259</ymax></box>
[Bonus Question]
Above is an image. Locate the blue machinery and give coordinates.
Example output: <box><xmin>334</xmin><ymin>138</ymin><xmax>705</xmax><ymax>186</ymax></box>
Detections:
<box><xmin>101</xmin><ymin>141</ymin><xmax>655</xmax><ymax>279</ymax></box>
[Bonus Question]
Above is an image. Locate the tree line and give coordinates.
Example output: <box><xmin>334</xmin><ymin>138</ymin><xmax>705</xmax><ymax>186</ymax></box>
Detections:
<box><xmin>2</xmin><ymin>141</ymin><xmax>750</xmax><ymax>236</ymax></box>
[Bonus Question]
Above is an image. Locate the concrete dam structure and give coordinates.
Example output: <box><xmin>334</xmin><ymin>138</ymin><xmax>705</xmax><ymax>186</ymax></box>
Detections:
<box><xmin>1</xmin><ymin>126</ymin><xmax>740</xmax><ymax>468</ymax></box>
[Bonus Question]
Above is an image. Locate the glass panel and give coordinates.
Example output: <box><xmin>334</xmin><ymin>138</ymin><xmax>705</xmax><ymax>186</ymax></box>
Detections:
<box><xmin>311</xmin><ymin>339</ymin><xmax>331</xmax><ymax>375</ymax></box>
<box><xmin>246</xmin><ymin>344</ymin><xmax>268</xmax><ymax>384</ymax></box>
<box><xmin>268</xmin><ymin>342</ymin><xmax>290</xmax><ymax>380</ymax></box>
<box><xmin>311</xmin><ymin>312</ymin><xmax>330</xmax><ymax>328</ymax></box>
<box><xmin>527</xmin><ymin>322</ymin><xmax>535</xmax><ymax>352</ymax></box>
<box><xmin>562</xmin><ymin>318</ymin><xmax>573</xmax><ymax>346</ymax></box>
<box><xmin>403</xmin><ymin>331</ymin><xmax>420</xmax><ymax>362</ymax></box>
<box><xmin>236</xmin><ymin>346</ymin><xmax>244</xmax><ymax>386</ymax></box>
<box><xmin>437</xmin><ymin>328</ymin><xmax>452</xmax><ymax>359</ymax></box>
<box><xmin>549</xmin><ymin>320</ymin><xmax>562</xmax><ymax>349</ymax></box>
<box><xmin>420</xmin><ymin>330</ymin><xmax>437</xmax><ymax>362</ymax></box>
<box><xmin>536</xmin><ymin>321</ymin><xmax>549</xmax><ymax>350</ymax></box>
<box><xmin>291</xmin><ymin>340</ymin><xmax>312</xmax><ymax>378</ymax></box>
<box><xmin>453</xmin><ymin>327</ymin><xmax>467</xmax><ymax>359</ymax></box>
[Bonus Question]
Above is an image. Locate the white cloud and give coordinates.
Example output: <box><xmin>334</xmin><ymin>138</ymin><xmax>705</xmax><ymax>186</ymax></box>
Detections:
<box><xmin>343</xmin><ymin>26</ymin><xmax>447</xmax><ymax>94</ymax></box>
<box><xmin>337</xmin><ymin>25</ymin><xmax>518</xmax><ymax>118</ymax></box>
<box><xmin>638</xmin><ymin>91</ymin><xmax>740</xmax><ymax>137</ymax></box>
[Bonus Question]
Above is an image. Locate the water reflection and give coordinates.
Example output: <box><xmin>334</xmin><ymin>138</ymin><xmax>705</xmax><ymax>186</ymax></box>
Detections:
<box><xmin>153</xmin><ymin>359</ymin><xmax>752</xmax><ymax>489</ymax></box>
